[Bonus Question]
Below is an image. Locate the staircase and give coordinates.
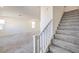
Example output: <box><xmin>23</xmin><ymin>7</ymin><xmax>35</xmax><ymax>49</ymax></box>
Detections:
<box><xmin>49</xmin><ymin>9</ymin><xmax>79</xmax><ymax>53</ymax></box>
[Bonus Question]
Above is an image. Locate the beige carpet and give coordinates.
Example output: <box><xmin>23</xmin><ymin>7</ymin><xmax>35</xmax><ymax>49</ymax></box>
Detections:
<box><xmin>0</xmin><ymin>32</ymin><xmax>33</xmax><ymax>53</ymax></box>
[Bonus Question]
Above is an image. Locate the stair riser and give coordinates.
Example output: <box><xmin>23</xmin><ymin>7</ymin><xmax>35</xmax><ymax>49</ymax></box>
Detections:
<box><xmin>58</xmin><ymin>28</ymin><xmax>79</xmax><ymax>30</ymax></box>
<box><xmin>59</xmin><ymin>23</ymin><xmax>79</xmax><ymax>26</ymax></box>
<box><xmin>60</xmin><ymin>22</ymin><xmax>79</xmax><ymax>24</ymax></box>
<box><xmin>62</xmin><ymin>18</ymin><xmax>79</xmax><ymax>21</ymax></box>
<box><xmin>62</xmin><ymin>17</ymin><xmax>79</xmax><ymax>20</ymax></box>
<box><xmin>56</xmin><ymin>32</ymin><xmax>79</xmax><ymax>38</ymax></box>
<box><xmin>63</xmin><ymin>14</ymin><xmax>79</xmax><ymax>18</ymax></box>
<box><xmin>58</xmin><ymin>26</ymin><xmax>79</xmax><ymax>30</ymax></box>
<box><xmin>61</xmin><ymin>20</ymin><xmax>79</xmax><ymax>23</ymax></box>
<box><xmin>56</xmin><ymin>30</ymin><xmax>79</xmax><ymax>36</ymax></box>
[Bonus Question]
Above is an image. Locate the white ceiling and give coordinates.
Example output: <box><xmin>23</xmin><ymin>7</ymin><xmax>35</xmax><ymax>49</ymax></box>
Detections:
<box><xmin>0</xmin><ymin>6</ymin><xmax>40</xmax><ymax>19</ymax></box>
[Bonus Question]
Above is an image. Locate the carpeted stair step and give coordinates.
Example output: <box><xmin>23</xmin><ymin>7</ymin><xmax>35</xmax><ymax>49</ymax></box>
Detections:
<box><xmin>52</xmin><ymin>39</ymin><xmax>79</xmax><ymax>53</ymax></box>
<box><xmin>56</xmin><ymin>30</ymin><xmax>79</xmax><ymax>37</ymax></box>
<box><xmin>55</xmin><ymin>34</ymin><xmax>79</xmax><ymax>45</ymax></box>
<box><xmin>58</xmin><ymin>26</ymin><xmax>79</xmax><ymax>30</ymax></box>
<box><xmin>49</xmin><ymin>45</ymin><xmax>71</xmax><ymax>53</ymax></box>
<box><xmin>60</xmin><ymin>22</ymin><xmax>79</xmax><ymax>26</ymax></box>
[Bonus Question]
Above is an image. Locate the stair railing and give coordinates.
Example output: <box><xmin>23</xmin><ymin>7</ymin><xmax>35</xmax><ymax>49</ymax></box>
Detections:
<box><xmin>33</xmin><ymin>20</ymin><xmax>53</xmax><ymax>53</ymax></box>
<box><xmin>40</xmin><ymin>20</ymin><xmax>53</xmax><ymax>53</ymax></box>
<box><xmin>33</xmin><ymin>35</ymin><xmax>40</xmax><ymax>53</ymax></box>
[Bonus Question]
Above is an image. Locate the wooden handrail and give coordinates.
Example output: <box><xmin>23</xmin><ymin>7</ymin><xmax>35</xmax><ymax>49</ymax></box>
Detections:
<box><xmin>40</xmin><ymin>20</ymin><xmax>52</xmax><ymax>35</ymax></box>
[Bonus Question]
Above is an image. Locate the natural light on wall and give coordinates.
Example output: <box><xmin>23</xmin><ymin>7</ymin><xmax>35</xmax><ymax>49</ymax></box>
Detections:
<box><xmin>32</xmin><ymin>21</ymin><xmax>36</xmax><ymax>29</ymax></box>
<box><xmin>0</xmin><ymin>19</ymin><xmax>5</xmax><ymax>30</ymax></box>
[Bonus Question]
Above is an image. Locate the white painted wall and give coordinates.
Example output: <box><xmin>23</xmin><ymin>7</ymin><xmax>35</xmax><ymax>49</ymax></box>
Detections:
<box><xmin>40</xmin><ymin>6</ymin><xmax>53</xmax><ymax>32</ymax></box>
<box><xmin>0</xmin><ymin>7</ymin><xmax>40</xmax><ymax>35</ymax></box>
<box><xmin>53</xmin><ymin>6</ymin><xmax>64</xmax><ymax>34</ymax></box>
<box><xmin>0</xmin><ymin>6</ymin><xmax>40</xmax><ymax>34</ymax></box>
<box><xmin>0</xmin><ymin>17</ymin><xmax>40</xmax><ymax>35</ymax></box>
<box><xmin>64</xmin><ymin>6</ymin><xmax>78</xmax><ymax>12</ymax></box>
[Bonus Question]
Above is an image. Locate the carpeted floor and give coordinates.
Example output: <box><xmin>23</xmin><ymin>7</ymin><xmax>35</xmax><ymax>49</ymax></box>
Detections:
<box><xmin>0</xmin><ymin>32</ymin><xmax>33</xmax><ymax>53</ymax></box>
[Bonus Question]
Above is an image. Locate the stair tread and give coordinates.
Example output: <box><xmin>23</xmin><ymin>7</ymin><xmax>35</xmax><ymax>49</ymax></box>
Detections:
<box><xmin>52</xmin><ymin>39</ymin><xmax>79</xmax><ymax>53</ymax></box>
<box><xmin>58</xmin><ymin>26</ymin><xmax>79</xmax><ymax>30</ymax></box>
<box><xmin>59</xmin><ymin>25</ymin><xmax>79</xmax><ymax>27</ymax></box>
<box><xmin>60</xmin><ymin>23</ymin><xmax>79</xmax><ymax>26</ymax></box>
<box><xmin>56</xmin><ymin>30</ymin><xmax>79</xmax><ymax>37</ymax></box>
<box><xmin>62</xmin><ymin>17</ymin><xmax>79</xmax><ymax>20</ymax></box>
<box><xmin>63</xmin><ymin>16</ymin><xmax>79</xmax><ymax>18</ymax></box>
<box><xmin>50</xmin><ymin>45</ymin><xmax>71</xmax><ymax>53</ymax></box>
<box><xmin>61</xmin><ymin>19</ymin><xmax>79</xmax><ymax>22</ymax></box>
<box><xmin>57</xmin><ymin>29</ymin><xmax>79</xmax><ymax>33</ymax></box>
<box><xmin>62</xmin><ymin>18</ymin><xmax>79</xmax><ymax>20</ymax></box>
<box><xmin>62</xmin><ymin>15</ymin><xmax>79</xmax><ymax>19</ymax></box>
<box><xmin>55</xmin><ymin>34</ymin><xmax>79</xmax><ymax>45</ymax></box>
<box><xmin>61</xmin><ymin>21</ymin><xmax>79</xmax><ymax>23</ymax></box>
<box><xmin>63</xmin><ymin>14</ymin><xmax>79</xmax><ymax>17</ymax></box>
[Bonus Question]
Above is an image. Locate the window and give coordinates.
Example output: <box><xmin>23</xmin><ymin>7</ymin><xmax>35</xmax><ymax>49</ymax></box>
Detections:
<box><xmin>32</xmin><ymin>21</ymin><xmax>36</xmax><ymax>29</ymax></box>
<box><xmin>0</xmin><ymin>19</ymin><xmax>5</xmax><ymax>30</ymax></box>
